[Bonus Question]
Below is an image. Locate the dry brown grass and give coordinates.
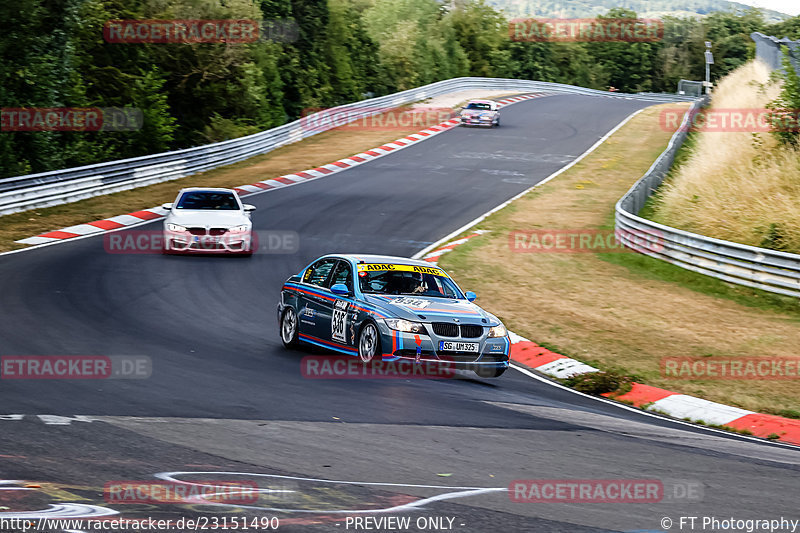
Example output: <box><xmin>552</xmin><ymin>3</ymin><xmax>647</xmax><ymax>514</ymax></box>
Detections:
<box><xmin>441</xmin><ymin>103</ymin><xmax>800</xmax><ymax>414</ymax></box>
<box><xmin>652</xmin><ymin>61</ymin><xmax>800</xmax><ymax>252</ymax></box>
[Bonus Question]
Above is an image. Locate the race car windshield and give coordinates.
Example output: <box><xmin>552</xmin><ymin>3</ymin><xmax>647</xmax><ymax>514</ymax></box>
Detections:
<box><xmin>465</xmin><ymin>102</ymin><xmax>492</xmax><ymax>110</ymax></box>
<box><xmin>176</xmin><ymin>192</ymin><xmax>240</xmax><ymax>210</ymax></box>
<box><xmin>359</xmin><ymin>270</ymin><xmax>463</xmax><ymax>299</ymax></box>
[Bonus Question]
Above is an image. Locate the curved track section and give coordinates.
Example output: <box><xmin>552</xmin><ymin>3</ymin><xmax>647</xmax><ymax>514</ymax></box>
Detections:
<box><xmin>1</xmin><ymin>95</ymin><xmax>797</xmax><ymax>532</ymax></box>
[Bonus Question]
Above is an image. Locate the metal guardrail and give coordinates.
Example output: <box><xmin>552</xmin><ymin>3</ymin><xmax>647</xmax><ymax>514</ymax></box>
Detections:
<box><xmin>615</xmin><ymin>97</ymin><xmax>800</xmax><ymax>298</ymax></box>
<box><xmin>0</xmin><ymin>77</ymin><xmax>693</xmax><ymax>216</ymax></box>
<box><xmin>752</xmin><ymin>32</ymin><xmax>799</xmax><ymax>73</ymax></box>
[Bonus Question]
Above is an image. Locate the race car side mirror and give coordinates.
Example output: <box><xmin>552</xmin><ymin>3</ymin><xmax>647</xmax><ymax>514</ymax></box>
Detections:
<box><xmin>331</xmin><ymin>283</ymin><xmax>351</xmax><ymax>296</ymax></box>
<box><xmin>465</xmin><ymin>291</ymin><xmax>477</xmax><ymax>302</ymax></box>
<box><xmin>161</xmin><ymin>203</ymin><xmax>173</xmax><ymax>210</ymax></box>
<box><xmin>243</xmin><ymin>204</ymin><xmax>256</xmax><ymax>212</ymax></box>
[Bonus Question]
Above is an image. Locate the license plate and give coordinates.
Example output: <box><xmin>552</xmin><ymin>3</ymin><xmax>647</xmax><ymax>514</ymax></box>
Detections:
<box><xmin>439</xmin><ymin>341</ymin><xmax>479</xmax><ymax>353</ymax></box>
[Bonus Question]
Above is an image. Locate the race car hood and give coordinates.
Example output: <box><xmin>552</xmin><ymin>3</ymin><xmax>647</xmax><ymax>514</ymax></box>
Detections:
<box><xmin>363</xmin><ymin>294</ymin><xmax>497</xmax><ymax>324</ymax></box>
<box><xmin>165</xmin><ymin>210</ymin><xmax>250</xmax><ymax>228</ymax></box>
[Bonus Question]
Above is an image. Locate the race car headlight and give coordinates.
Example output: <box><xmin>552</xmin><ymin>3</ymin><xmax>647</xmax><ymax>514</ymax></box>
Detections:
<box><xmin>487</xmin><ymin>324</ymin><xmax>507</xmax><ymax>338</ymax></box>
<box><xmin>166</xmin><ymin>223</ymin><xmax>187</xmax><ymax>232</ymax></box>
<box><xmin>229</xmin><ymin>225</ymin><xmax>249</xmax><ymax>233</ymax></box>
<box><xmin>384</xmin><ymin>319</ymin><xmax>427</xmax><ymax>334</ymax></box>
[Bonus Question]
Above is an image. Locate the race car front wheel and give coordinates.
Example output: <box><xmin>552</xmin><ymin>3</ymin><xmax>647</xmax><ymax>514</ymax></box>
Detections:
<box><xmin>280</xmin><ymin>307</ymin><xmax>299</xmax><ymax>349</ymax></box>
<box><xmin>358</xmin><ymin>322</ymin><xmax>381</xmax><ymax>363</ymax></box>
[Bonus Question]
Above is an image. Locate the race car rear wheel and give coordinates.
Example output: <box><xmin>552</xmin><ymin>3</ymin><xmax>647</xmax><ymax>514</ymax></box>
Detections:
<box><xmin>475</xmin><ymin>365</ymin><xmax>506</xmax><ymax>378</ymax></box>
<box><xmin>280</xmin><ymin>307</ymin><xmax>299</xmax><ymax>349</ymax></box>
<box><xmin>358</xmin><ymin>322</ymin><xmax>381</xmax><ymax>363</ymax></box>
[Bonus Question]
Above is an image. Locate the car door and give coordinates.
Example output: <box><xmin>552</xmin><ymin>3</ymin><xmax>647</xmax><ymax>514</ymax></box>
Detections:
<box><xmin>320</xmin><ymin>260</ymin><xmax>356</xmax><ymax>347</ymax></box>
<box><xmin>297</xmin><ymin>258</ymin><xmax>337</xmax><ymax>339</ymax></box>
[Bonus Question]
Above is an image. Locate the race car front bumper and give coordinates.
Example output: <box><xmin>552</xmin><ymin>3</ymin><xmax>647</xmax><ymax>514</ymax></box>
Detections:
<box><xmin>377</xmin><ymin>321</ymin><xmax>510</xmax><ymax>370</ymax></box>
<box><xmin>460</xmin><ymin>115</ymin><xmax>495</xmax><ymax>126</ymax></box>
<box><xmin>164</xmin><ymin>229</ymin><xmax>252</xmax><ymax>254</ymax></box>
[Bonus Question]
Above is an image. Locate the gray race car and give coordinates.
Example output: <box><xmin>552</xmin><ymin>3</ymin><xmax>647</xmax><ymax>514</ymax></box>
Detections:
<box><xmin>459</xmin><ymin>99</ymin><xmax>500</xmax><ymax>127</ymax></box>
<box><xmin>277</xmin><ymin>254</ymin><xmax>510</xmax><ymax>378</ymax></box>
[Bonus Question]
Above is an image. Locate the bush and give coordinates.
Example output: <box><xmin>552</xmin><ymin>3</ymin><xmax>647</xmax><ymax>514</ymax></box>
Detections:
<box><xmin>768</xmin><ymin>46</ymin><xmax>800</xmax><ymax>147</ymax></box>
<box><xmin>564</xmin><ymin>370</ymin><xmax>633</xmax><ymax>395</ymax></box>
<box><xmin>201</xmin><ymin>115</ymin><xmax>262</xmax><ymax>144</ymax></box>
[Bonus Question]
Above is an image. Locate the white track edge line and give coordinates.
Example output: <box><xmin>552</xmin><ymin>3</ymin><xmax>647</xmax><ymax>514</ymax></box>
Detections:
<box><xmin>411</xmin><ymin>106</ymin><xmax>648</xmax><ymax>259</ymax></box>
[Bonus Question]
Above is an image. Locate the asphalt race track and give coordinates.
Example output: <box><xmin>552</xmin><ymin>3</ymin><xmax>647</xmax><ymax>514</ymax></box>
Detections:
<box><xmin>1</xmin><ymin>94</ymin><xmax>798</xmax><ymax>533</ymax></box>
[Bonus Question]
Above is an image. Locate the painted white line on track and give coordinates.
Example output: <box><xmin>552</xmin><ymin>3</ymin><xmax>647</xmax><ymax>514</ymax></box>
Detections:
<box><xmin>156</xmin><ymin>471</ymin><xmax>506</xmax><ymax>514</ymax></box>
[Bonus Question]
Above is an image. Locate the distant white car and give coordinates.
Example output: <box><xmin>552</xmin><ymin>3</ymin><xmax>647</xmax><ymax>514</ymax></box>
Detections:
<box><xmin>459</xmin><ymin>100</ymin><xmax>499</xmax><ymax>127</ymax></box>
<box><xmin>161</xmin><ymin>187</ymin><xmax>255</xmax><ymax>255</ymax></box>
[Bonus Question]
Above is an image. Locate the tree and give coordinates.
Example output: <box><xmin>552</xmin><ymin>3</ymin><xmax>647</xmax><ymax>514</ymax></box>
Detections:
<box><xmin>450</xmin><ymin>0</ymin><xmax>510</xmax><ymax>77</ymax></box>
<box><xmin>768</xmin><ymin>46</ymin><xmax>800</xmax><ymax>147</ymax></box>
<box><xmin>128</xmin><ymin>68</ymin><xmax>178</xmax><ymax>154</ymax></box>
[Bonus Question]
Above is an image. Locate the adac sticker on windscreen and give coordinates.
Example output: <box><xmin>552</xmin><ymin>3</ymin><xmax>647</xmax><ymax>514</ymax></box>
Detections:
<box><xmin>357</xmin><ymin>263</ymin><xmax>449</xmax><ymax>277</ymax></box>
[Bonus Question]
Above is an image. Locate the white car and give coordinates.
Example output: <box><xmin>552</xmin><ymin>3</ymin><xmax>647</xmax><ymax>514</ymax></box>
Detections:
<box><xmin>161</xmin><ymin>187</ymin><xmax>256</xmax><ymax>255</ymax></box>
<box><xmin>459</xmin><ymin>100</ymin><xmax>500</xmax><ymax>127</ymax></box>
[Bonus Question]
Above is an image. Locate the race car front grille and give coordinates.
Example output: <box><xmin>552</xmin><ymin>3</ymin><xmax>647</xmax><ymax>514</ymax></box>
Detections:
<box><xmin>460</xmin><ymin>325</ymin><xmax>484</xmax><ymax>338</ymax></box>
<box><xmin>432</xmin><ymin>323</ymin><xmax>459</xmax><ymax>337</ymax></box>
<box><xmin>431</xmin><ymin>323</ymin><xmax>483</xmax><ymax>338</ymax></box>
<box><xmin>187</xmin><ymin>227</ymin><xmax>206</xmax><ymax>236</ymax></box>
<box><xmin>208</xmin><ymin>228</ymin><xmax>228</xmax><ymax>236</ymax></box>
<box><xmin>189</xmin><ymin>242</ymin><xmax>226</xmax><ymax>250</ymax></box>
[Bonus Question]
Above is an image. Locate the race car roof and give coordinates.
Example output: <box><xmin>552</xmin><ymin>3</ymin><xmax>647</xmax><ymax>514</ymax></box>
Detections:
<box><xmin>464</xmin><ymin>100</ymin><xmax>497</xmax><ymax>110</ymax></box>
<box><xmin>178</xmin><ymin>186</ymin><xmax>238</xmax><ymax>193</ymax></box>
<box><xmin>332</xmin><ymin>254</ymin><xmax>435</xmax><ymax>268</ymax></box>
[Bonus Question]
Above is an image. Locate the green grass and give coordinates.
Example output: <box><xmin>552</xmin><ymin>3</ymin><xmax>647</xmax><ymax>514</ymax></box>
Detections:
<box><xmin>763</xmin><ymin>408</ymin><xmax>800</xmax><ymax>419</ymax></box>
<box><xmin>597</xmin><ymin>250</ymin><xmax>800</xmax><ymax>316</ymax></box>
<box><xmin>598</xmin><ymin>180</ymin><xmax>800</xmax><ymax>317</ymax></box>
